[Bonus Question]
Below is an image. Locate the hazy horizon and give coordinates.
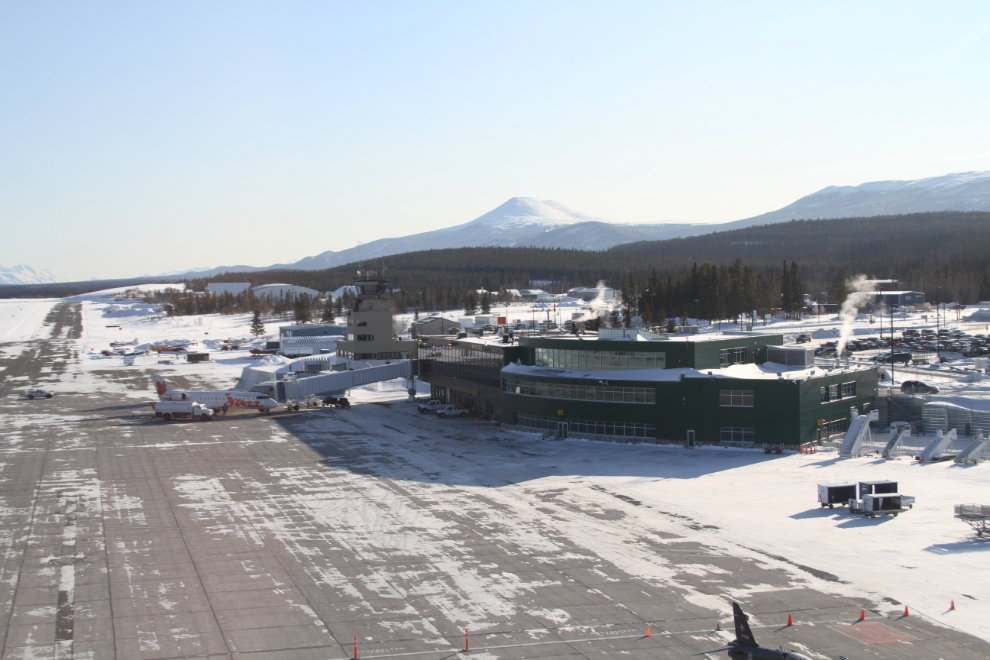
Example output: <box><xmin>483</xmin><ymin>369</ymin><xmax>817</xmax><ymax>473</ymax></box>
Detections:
<box><xmin>2</xmin><ymin>1</ymin><xmax>989</xmax><ymax>280</ymax></box>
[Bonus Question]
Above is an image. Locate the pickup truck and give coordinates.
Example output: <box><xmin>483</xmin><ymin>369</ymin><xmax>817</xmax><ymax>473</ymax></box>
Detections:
<box><xmin>25</xmin><ymin>389</ymin><xmax>53</xmax><ymax>399</ymax></box>
<box><xmin>436</xmin><ymin>405</ymin><xmax>469</xmax><ymax>418</ymax></box>
<box><xmin>417</xmin><ymin>400</ymin><xmax>444</xmax><ymax>414</ymax></box>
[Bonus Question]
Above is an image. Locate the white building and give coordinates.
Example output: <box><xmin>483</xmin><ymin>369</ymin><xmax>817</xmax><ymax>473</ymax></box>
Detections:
<box><xmin>518</xmin><ymin>289</ymin><xmax>550</xmax><ymax>301</ymax></box>
<box><xmin>207</xmin><ymin>282</ymin><xmax>251</xmax><ymax>295</ymax></box>
<box><xmin>253</xmin><ymin>284</ymin><xmax>322</xmax><ymax>299</ymax></box>
<box><xmin>566</xmin><ymin>286</ymin><xmax>615</xmax><ymax>302</ymax></box>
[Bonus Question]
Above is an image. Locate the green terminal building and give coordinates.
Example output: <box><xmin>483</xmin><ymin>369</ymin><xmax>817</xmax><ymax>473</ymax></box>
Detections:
<box><xmin>499</xmin><ymin>330</ymin><xmax>878</xmax><ymax>446</ymax></box>
<box><xmin>416</xmin><ymin>329</ymin><xmax>878</xmax><ymax>447</ymax></box>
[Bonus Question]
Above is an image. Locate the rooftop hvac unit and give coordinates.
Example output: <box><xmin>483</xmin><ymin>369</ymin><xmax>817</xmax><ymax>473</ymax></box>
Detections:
<box><xmin>767</xmin><ymin>345</ymin><xmax>814</xmax><ymax>368</ymax></box>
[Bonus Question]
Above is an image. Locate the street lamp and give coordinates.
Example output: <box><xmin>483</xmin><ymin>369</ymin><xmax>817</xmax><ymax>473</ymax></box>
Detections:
<box><xmin>694</xmin><ymin>299</ymin><xmax>700</xmax><ymax>327</ymax></box>
<box><xmin>936</xmin><ymin>286</ymin><xmax>942</xmax><ymax>357</ymax></box>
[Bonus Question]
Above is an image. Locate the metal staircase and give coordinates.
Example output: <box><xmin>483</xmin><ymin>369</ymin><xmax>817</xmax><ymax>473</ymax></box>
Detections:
<box><xmin>919</xmin><ymin>428</ymin><xmax>957</xmax><ymax>462</ymax></box>
<box><xmin>840</xmin><ymin>409</ymin><xmax>878</xmax><ymax>458</ymax></box>
<box><xmin>954</xmin><ymin>434</ymin><xmax>989</xmax><ymax>464</ymax></box>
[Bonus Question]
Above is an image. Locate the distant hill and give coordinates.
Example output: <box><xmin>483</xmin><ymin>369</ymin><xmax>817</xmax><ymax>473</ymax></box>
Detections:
<box><xmin>718</xmin><ymin>170</ymin><xmax>990</xmax><ymax>232</ymax></box>
<box><xmin>163</xmin><ymin>197</ymin><xmax>698</xmax><ymax>279</ymax></box>
<box><xmin>609</xmin><ymin>210</ymin><xmax>990</xmax><ymax>263</ymax></box>
<box><xmin>160</xmin><ymin>171</ymin><xmax>990</xmax><ymax>281</ymax></box>
<box><xmin>0</xmin><ymin>265</ymin><xmax>64</xmax><ymax>285</ymax></box>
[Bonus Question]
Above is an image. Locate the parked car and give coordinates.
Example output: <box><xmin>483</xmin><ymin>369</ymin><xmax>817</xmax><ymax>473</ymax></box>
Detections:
<box><xmin>436</xmin><ymin>404</ymin><xmax>470</xmax><ymax>418</ymax></box>
<box><xmin>795</xmin><ymin>334</ymin><xmax>811</xmax><ymax>344</ymax></box>
<box><xmin>875</xmin><ymin>352</ymin><xmax>912</xmax><ymax>364</ymax></box>
<box><xmin>901</xmin><ymin>381</ymin><xmax>940</xmax><ymax>395</ymax></box>
<box><xmin>25</xmin><ymin>389</ymin><xmax>53</xmax><ymax>399</ymax></box>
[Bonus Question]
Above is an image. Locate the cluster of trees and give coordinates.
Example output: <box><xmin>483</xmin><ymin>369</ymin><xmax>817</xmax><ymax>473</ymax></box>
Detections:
<box><xmin>613</xmin><ymin>260</ymin><xmax>805</xmax><ymax>329</ymax></box>
<box><xmin>146</xmin><ymin>287</ymin><xmax>360</xmax><ymax>326</ymax></box>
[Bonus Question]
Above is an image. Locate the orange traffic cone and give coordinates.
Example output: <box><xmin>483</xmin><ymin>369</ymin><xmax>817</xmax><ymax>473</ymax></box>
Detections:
<box><xmin>950</xmin><ymin>600</ymin><xmax>956</xmax><ymax>611</ymax></box>
<box><xmin>786</xmin><ymin>614</ymin><xmax>793</xmax><ymax>626</ymax></box>
<box><xmin>646</xmin><ymin>626</ymin><xmax>651</xmax><ymax>637</ymax></box>
<box><xmin>858</xmin><ymin>609</ymin><xmax>866</xmax><ymax>621</ymax></box>
<box><xmin>903</xmin><ymin>605</ymin><xmax>910</xmax><ymax>617</ymax></box>
<box><xmin>716</xmin><ymin>621</ymin><xmax>721</xmax><ymax>631</ymax></box>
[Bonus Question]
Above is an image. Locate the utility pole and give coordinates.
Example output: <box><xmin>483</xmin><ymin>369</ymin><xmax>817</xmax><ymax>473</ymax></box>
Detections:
<box><xmin>936</xmin><ymin>286</ymin><xmax>942</xmax><ymax>358</ymax></box>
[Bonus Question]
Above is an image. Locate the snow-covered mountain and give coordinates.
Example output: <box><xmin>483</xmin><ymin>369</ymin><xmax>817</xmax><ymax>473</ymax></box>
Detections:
<box><xmin>175</xmin><ymin>198</ymin><xmax>698</xmax><ymax>278</ymax></box>
<box><xmin>717</xmin><ymin>170</ymin><xmax>990</xmax><ymax>232</ymax></box>
<box><xmin>160</xmin><ymin>171</ymin><xmax>990</xmax><ymax>279</ymax></box>
<box><xmin>0</xmin><ymin>265</ymin><xmax>65</xmax><ymax>285</ymax></box>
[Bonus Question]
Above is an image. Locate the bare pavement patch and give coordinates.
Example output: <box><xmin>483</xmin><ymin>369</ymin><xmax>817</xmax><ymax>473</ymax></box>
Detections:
<box><xmin>0</xmin><ymin>302</ymin><xmax>988</xmax><ymax>659</ymax></box>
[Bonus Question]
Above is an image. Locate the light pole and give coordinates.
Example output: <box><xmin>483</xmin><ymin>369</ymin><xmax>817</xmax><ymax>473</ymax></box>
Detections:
<box><xmin>818</xmin><ymin>291</ymin><xmax>824</xmax><ymax>325</ymax></box>
<box><xmin>694</xmin><ymin>299</ymin><xmax>700</xmax><ymax>328</ymax></box>
<box><xmin>936</xmin><ymin>286</ymin><xmax>942</xmax><ymax>358</ymax></box>
<box><xmin>650</xmin><ymin>292</ymin><xmax>657</xmax><ymax>332</ymax></box>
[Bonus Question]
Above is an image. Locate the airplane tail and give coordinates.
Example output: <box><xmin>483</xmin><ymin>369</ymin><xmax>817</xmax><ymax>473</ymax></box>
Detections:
<box><xmin>150</xmin><ymin>374</ymin><xmax>172</xmax><ymax>399</ymax></box>
<box><xmin>732</xmin><ymin>602</ymin><xmax>757</xmax><ymax>647</ymax></box>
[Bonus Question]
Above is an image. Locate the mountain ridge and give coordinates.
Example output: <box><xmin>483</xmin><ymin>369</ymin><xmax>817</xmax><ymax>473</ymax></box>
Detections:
<box><xmin>154</xmin><ymin>171</ymin><xmax>990</xmax><ymax>280</ymax></box>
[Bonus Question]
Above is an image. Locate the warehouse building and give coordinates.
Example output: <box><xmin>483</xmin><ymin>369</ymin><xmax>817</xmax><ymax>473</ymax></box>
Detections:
<box><xmin>253</xmin><ymin>283</ymin><xmax>322</xmax><ymax>299</ymax></box>
<box><xmin>500</xmin><ymin>333</ymin><xmax>878</xmax><ymax>446</ymax></box>
<box><xmin>410</xmin><ymin>316</ymin><xmax>462</xmax><ymax>338</ymax></box>
<box><xmin>279</xmin><ymin>324</ymin><xmax>346</xmax><ymax>338</ymax></box>
<box><xmin>874</xmin><ymin>291</ymin><xmax>925</xmax><ymax>308</ymax></box>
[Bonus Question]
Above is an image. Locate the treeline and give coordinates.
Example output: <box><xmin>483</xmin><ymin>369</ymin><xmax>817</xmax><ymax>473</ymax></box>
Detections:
<box><xmin>192</xmin><ymin>212</ymin><xmax>990</xmax><ymax>305</ymax></box>
<box><xmin>610</xmin><ymin>211</ymin><xmax>990</xmax><ymax>304</ymax></box>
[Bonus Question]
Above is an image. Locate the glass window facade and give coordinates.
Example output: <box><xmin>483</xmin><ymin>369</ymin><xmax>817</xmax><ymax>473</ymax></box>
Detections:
<box><xmin>720</xmin><ymin>347</ymin><xmax>748</xmax><ymax>366</ymax></box>
<box><xmin>517</xmin><ymin>414</ymin><xmax>655</xmax><ymax>438</ymax></box>
<box><xmin>719</xmin><ymin>390</ymin><xmax>754</xmax><ymax>407</ymax></box>
<box><xmin>821</xmin><ymin>381</ymin><xmax>857</xmax><ymax>403</ymax></box>
<box><xmin>534</xmin><ymin>348</ymin><xmax>664</xmax><ymax>370</ymax></box>
<box><xmin>503</xmin><ymin>377</ymin><xmax>654</xmax><ymax>403</ymax></box>
<box><xmin>720</xmin><ymin>427</ymin><xmax>755</xmax><ymax>443</ymax></box>
<box><xmin>419</xmin><ymin>343</ymin><xmax>503</xmax><ymax>387</ymax></box>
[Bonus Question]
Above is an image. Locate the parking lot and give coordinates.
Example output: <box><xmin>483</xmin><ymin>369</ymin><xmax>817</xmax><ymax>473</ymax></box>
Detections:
<box><xmin>1</xmin><ymin>303</ymin><xmax>989</xmax><ymax>659</ymax></box>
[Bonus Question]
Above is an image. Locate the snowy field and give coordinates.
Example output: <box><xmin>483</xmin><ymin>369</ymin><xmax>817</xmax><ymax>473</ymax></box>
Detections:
<box><xmin>1</xmin><ymin>290</ymin><xmax>989</xmax><ymax>648</ymax></box>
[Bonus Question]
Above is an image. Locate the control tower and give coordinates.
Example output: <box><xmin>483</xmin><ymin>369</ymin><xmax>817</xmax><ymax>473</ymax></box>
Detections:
<box><xmin>335</xmin><ymin>270</ymin><xmax>417</xmax><ymax>367</ymax></box>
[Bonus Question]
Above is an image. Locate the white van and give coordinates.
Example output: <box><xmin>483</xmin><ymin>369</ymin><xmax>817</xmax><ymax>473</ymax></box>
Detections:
<box><xmin>150</xmin><ymin>401</ymin><xmax>213</xmax><ymax>422</ymax></box>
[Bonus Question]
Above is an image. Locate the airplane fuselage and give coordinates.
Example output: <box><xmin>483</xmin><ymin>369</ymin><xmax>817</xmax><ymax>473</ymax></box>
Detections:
<box><xmin>160</xmin><ymin>390</ymin><xmax>278</xmax><ymax>411</ymax></box>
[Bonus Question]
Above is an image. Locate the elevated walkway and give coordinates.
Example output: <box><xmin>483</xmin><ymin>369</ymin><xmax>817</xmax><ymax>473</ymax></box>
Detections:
<box><xmin>252</xmin><ymin>361</ymin><xmax>415</xmax><ymax>402</ymax></box>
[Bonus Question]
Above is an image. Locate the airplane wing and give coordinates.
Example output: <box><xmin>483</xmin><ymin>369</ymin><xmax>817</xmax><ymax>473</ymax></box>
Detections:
<box><xmin>692</xmin><ymin>646</ymin><xmax>733</xmax><ymax>656</ymax></box>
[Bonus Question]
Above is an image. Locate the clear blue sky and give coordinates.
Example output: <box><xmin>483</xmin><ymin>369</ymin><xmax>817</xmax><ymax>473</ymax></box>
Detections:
<box><xmin>2</xmin><ymin>1</ymin><xmax>989</xmax><ymax>280</ymax></box>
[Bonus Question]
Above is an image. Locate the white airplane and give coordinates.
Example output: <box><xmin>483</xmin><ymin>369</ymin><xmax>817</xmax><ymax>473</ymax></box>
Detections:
<box><xmin>150</xmin><ymin>375</ymin><xmax>279</xmax><ymax>414</ymax></box>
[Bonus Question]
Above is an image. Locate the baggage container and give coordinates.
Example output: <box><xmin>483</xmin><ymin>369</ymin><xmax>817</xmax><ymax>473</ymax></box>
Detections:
<box><xmin>818</xmin><ymin>483</ymin><xmax>857</xmax><ymax>508</ymax></box>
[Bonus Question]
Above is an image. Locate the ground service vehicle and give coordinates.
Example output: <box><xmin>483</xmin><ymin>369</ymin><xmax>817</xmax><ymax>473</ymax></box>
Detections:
<box><xmin>150</xmin><ymin>401</ymin><xmax>213</xmax><ymax>422</ymax></box>
<box><xmin>25</xmin><ymin>389</ymin><xmax>53</xmax><ymax>399</ymax></box>
<box><xmin>322</xmin><ymin>396</ymin><xmax>351</xmax><ymax>409</ymax></box>
<box><xmin>417</xmin><ymin>399</ymin><xmax>444</xmax><ymax>413</ymax></box>
<box><xmin>876</xmin><ymin>352</ymin><xmax>912</xmax><ymax>364</ymax></box>
<box><xmin>436</xmin><ymin>405</ymin><xmax>469</xmax><ymax>418</ymax></box>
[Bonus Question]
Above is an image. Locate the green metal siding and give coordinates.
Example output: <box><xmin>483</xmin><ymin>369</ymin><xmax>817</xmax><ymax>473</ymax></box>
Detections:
<box><xmin>500</xmin><ymin>365</ymin><xmax>878</xmax><ymax>446</ymax></box>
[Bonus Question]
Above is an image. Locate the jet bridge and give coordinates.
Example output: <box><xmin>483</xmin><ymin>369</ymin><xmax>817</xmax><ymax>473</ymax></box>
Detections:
<box><xmin>251</xmin><ymin>361</ymin><xmax>415</xmax><ymax>403</ymax></box>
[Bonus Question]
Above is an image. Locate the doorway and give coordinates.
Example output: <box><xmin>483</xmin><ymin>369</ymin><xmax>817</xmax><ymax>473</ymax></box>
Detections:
<box><xmin>557</xmin><ymin>422</ymin><xmax>568</xmax><ymax>439</ymax></box>
<box><xmin>686</xmin><ymin>430</ymin><xmax>696</xmax><ymax>448</ymax></box>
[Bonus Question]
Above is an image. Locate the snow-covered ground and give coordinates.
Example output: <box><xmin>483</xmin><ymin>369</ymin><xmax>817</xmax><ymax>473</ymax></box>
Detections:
<box><xmin>2</xmin><ymin>290</ymin><xmax>989</xmax><ymax>644</ymax></box>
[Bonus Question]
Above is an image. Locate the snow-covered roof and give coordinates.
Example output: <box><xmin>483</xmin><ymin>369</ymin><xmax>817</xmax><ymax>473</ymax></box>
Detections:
<box><xmin>503</xmin><ymin>360</ymin><xmax>869</xmax><ymax>382</ymax></box>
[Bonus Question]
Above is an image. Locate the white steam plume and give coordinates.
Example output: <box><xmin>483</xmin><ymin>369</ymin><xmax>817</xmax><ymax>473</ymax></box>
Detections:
<box><xmin>837</xmin><ymin>275</ymin><xmax>875</xmax><ymax>354</ymax></box>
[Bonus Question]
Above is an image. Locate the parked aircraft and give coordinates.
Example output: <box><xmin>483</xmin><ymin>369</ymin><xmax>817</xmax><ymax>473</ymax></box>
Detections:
<box><xmin>694</xmin><ymin>603</ymin><xmax>812</xmax><ymax>659</ymax></box>
<box><xmin>150</xmin><ymin>375</ymin><xmax>278</xmax><ymax>414</ymax></box>
<box><xmin>150</xmin><ymin>342</ymin><xmax>196</xmax><ymax>353</ymax></box>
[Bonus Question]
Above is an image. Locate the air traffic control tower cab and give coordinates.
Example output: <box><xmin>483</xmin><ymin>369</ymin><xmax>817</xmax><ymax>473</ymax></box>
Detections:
<box><xmin>335</xmin><ymin>270</ymin><xmax>418</xmax><ymax>368</ymax></box>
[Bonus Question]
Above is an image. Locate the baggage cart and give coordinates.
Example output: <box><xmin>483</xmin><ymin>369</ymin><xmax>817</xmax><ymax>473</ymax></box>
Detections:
<box><xmin>818</xmin><ymin>483</ymin><xmax>857</xmax><ymax>508</ymax></box>
<box><xmin>954</xmin><ymin>504</ymin><xmax>990</xmax><ymax>537</ymax></box>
